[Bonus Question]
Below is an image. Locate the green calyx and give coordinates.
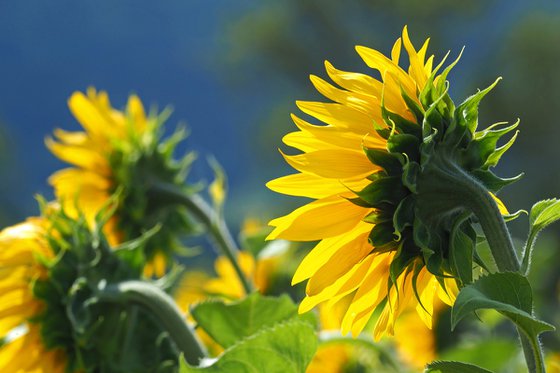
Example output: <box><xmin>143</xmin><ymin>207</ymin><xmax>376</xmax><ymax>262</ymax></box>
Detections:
<box><xmin>108</xmin><ymin>109</ymin><xmax>199</xmax><ymax>270</ymax></box>
<box><xmin>353</xmin><ymin>57</ymin><xmax>522</xmax><ymax>287</ymax></box>
<box><xmin>32</xmin><ymin>205</ymin><xmax>180</xmax><ymax>373</ymax></box>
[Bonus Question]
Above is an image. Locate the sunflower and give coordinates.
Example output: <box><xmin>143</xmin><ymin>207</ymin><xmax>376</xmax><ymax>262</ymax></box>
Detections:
<box><xmin>0</xmin><ymin>218</ymin><xmax>67</xmax><ymax>372</ymax></box>
<box><xmin>47</xmin><ymin>88</ymin><xmax>195</xmax><ymax>277</ymax></box>
<box><xmin>0</xmin><ymin>204</ymin><xmax>183</xmax><ymax>372</ymax></box>
<box><xmin>268</xmin><ymin>26</ymin><xmax>517</xmax><ymax>339</ymax></box>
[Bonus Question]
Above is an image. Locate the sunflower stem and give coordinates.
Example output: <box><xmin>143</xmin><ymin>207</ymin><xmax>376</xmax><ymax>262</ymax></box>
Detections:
<box><xmin>418</xmin><ymin>159</ymin><xmax>520</xmax><ymax>272</ymax></box>
<box><xmin>418</xmin><ymin>159</ymin><xmax>547</xmax><ymax>373</ymax></box>
<box><xmin>96</xmin><ymin>280</ymin><xmax>207</xmax><ymax>365</ymax></box>
<box><xmin>149</xmin><ymin>181</ymin><xmax>254</xmax><ymax>295</ymax></box>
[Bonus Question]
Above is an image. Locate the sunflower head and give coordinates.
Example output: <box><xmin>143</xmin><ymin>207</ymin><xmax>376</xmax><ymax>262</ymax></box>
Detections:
<box><xmin>354</xmin><ymin>40</ymin><xmax>519</xmax><ymax>287</ymax></box>
<box><xmin>47</xmin><ymin>88</ymin><xmax>197</xmax><ymax>276</ymax></box>
<box><xmin>268</xmin><ymin>27</ymin><xmax>519</xmax><ymax>338</ymax></box>
<box><xmin>0</xmin><ymin>202</ymin><xmax>180</xmax><ymax>372</ymax></box>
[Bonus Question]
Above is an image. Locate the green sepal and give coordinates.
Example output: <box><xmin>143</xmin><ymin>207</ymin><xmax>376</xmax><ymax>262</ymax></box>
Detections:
<box><xmin>355</xmin><ymin>176</ymin><xmax>408</xmax><ymax>208</ymax></box>
<box><xmin>472</xmin><ymin>120</ymin><xmax>518</xmax><ymax>155</ymax></box>
<box><xmin>469</xmin><ymin>169</ymin><xmax>523</xmax><ymax>194</ymax></box>
<box><xmin>362</xmin><ymin>147</ymin><xmax>403</xmax><ymax>176</ymax></box>
<box><xmin>373</xmin><ymin>120</ymin><xmax>391</xmax><ymax>139</ymax></box>
<box><xmin>363</xmin><ymin>209</ymin><xmax>393</xmax><ymax>225</ymax></box>
<box><xmin>381</xmin><ymin>104</ymin><xmax>422</xmax><ymax>138</ymax></box>
<box><xmin>411</xmin><ymin>260</ymin><xmax>430</xmax><ymax>314</ymax></box>
<box><xmin>388</xmin><ymin>239</ymin><xmax>419</xmax><ymax>286</ymax></box>
<box><xmin>502</xmin><ymin>209</ymin><xmax>526</xmax><ymax>223</ymax></box>
<box><xmin>454</xmin><ymin>78</ymin><xmax>501</xmax><ymax>135</ymax></box>
<box><xmin>421</xmin><ymin>81</ymin><xmax>453</xmax><ymax>139</ymax></box>
<box><xmin>483</xmin><ymin>130</ymin><xmax>518</xmax><ymax>169</ymax></box>
<box><xmin>402</xmin><ymin>160</ymin><xmax>420</xmax><ymax>193</ymax></box>
<box><xmin>368</xmin><ymin>222</ymin><xmax>397</xmax><ymax>248</ymax></box>
<box><xmin>400</xmin><ymin>85</ymin><xmax>425</xmax><ymax>124</ymax></box>
<box><xmin>449</xmin><ymin>217</ymin><xmax>475</xmax><ymax>286</ymax></box>
<box><xmin>368</xmin><ymin>221</ymin><xmax>395</xmax><ymax>251</ymax></box>
<box><xmin>393</xmin><ymin>195</ymin><xmax>415</xmax><ymax>236</ymax></box>
<box><xmin>387</xmin><ymin>133</ymin><xmax>421</xmax><ymax>161</ymax></box>
<box><xmin>425</xmin><ymin>360</ymin><xmax>493</xmax><ymax>373</ymax></box>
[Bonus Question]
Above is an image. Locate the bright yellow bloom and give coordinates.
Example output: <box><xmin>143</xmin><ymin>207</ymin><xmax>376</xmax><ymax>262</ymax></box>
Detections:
<box><xmin>268</xmin><ymin>27</ymin><xmax>460</xmax><ymax>339</ymax></box>
<box><xmin>306</xmin><ymin>344</ymin><xmax>351</xmax><ymax>373</ymax></box>
<box><xmin>175</xmin><ymin>251</ymin><xmax>275</xmax><ymax>309</ymax></box>
<box><xmin>392</xmin><ymin>303</ymin><xmax>445</xmax><ymax>370</ymax></box>
<box><xmin>47</xmin><ymin>88</ymin><xmax>193</xmax><ymax>277</ymax></box>
<box><xmin>0</xmin><ymin>219</ymin><xmax>67</xmax><ymax>372</ymax></box>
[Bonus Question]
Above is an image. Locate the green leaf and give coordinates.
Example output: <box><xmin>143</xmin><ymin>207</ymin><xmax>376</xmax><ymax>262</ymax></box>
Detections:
<box><xmin>191</xmin><ymin>293</ymin><xmax>314</xmax><ymax>349</ymax></box>
<box><xmin>529</xmin><ymin>198</ymin><xmax>560</xmax><ymax>229</ymax></box>
<box><xmin>451</xmin><ymin>273</ymin><xmax>554</xmax><ymax>372</ymax></box>
<box><xmin>179</xmin><ymin>320</ymin><xmax>317</xmax><ymax>373</ymax></box>
<box><xmin>452</xmin><ymin>273</ymin><xmax>553</xmax><ymax>333</ymax></box>
<box><xmin>523</xmin><ymin>199</ymin><xmax>560</xmax><ymax>274</ymax></box>
<box><xmin>425</xmin><ymin>361</ymin><xmax>493</xmax><ymax>373</ymax></box>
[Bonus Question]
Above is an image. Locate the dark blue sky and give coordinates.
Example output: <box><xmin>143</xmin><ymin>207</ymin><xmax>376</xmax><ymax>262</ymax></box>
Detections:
<box><xmin>0</xmin><ymin>0</ymin><xmax>557</xmax><ymax>226</ymax></box>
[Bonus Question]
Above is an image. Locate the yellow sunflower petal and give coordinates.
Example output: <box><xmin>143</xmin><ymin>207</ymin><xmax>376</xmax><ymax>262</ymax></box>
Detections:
<box><xmin>268</xmin><ymin>196</ymin><xmax>368</xmax><ymax>241</ymax></box>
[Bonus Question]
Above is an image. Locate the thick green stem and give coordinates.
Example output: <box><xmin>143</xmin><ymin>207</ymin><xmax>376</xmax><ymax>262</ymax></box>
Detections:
<box><xmin>150</xmin><ymin>181</ymin><xmax>254</xmax><ymax>294</ymax></box>
<box><xmin>419</xmin><ymin>161</ymin><xmax>519</xmax><ymax>272</ymax></box>
<box><xmin>97</xmin><ymin>280</ymin><xmax>207</xmax><ymax>365</ymax></box>
<box><xmin>419</xmin><ymin>160</ymin><xmax>546</xmax><ymax>372</ymax></box>
<box><xmin>519</xmin><ymin>328</ymin><xmax>546</xmax><ymax>373</ymax></box>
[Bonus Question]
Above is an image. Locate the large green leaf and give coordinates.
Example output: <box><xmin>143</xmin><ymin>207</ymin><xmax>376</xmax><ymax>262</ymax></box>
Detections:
<box><xmin>191</xmin><ymin>293</ymin><xmax>314</xmax><ymax>349</ymax></box>
<box><xmin>451</xmin><ymin>273</ymin><xmax>554</xmax><ymax>372</ymax></box>
<box><xmin>523</xmin><ymin>199</ymin><xmax>560</xmax><ymax>273</ymax></box>
<box><xmin>425</xmin><ymin>361</ymin><xmax>493</xmax><ymax>373</ymax></box>
<box><xmin>452</xmin><ymin>273</ymin><xmax>553</xmax><ymax>334</ymax></box>
<box><xmin>179</xmin><ymin>320</ymin><xmax>317</xmax><ymax>373</ymax></box>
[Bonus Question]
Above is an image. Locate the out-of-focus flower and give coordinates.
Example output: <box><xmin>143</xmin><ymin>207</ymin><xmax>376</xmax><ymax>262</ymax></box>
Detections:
<box><xmin>268</xmin><ymin>26</ymin><xmax>516</xmax><ymax>340</ymax></box>
<box><xmin>47</xmin><ymin>88</ymin><xmax>196</xmax><ymax>277</ymax></box>
<box><xmin>176</xmin><ymin>251</ymin><xmax>277</xmax><ymax>309</ymax></box>
<box><xmin>0</xmin><ymin>206</ymin><xmax>180</xmax><ymax>372</ymax></box>
<box><xmin>0</xmin><ymin>218</ymin><xmax>67</xmax><ymax>372</ymax></box>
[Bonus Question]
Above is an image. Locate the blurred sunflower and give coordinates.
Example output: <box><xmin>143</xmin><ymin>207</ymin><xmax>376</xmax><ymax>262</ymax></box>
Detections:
<box><xmin>175</xmin><ymin>249</ymin><xmax>281</xmax><ymax>309</ymax></box>
<box><xmin>268</xmin><ymin>26</ymin><xmax>515</xmax><ymax>340</ymax></box>
<box><xmin>47</xmin><ymin>88</ymin><xmax>195</xmax><ymax>277</ymax></box>
<box><xmin>0</xmin><ymin>218</ymin><xmax>67</xmax><ymax>372</ymax></box>
<box><xmin>0</xmin><ymin>205</ymin><xmax>182</xmax><ymax>372</ymax></box>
